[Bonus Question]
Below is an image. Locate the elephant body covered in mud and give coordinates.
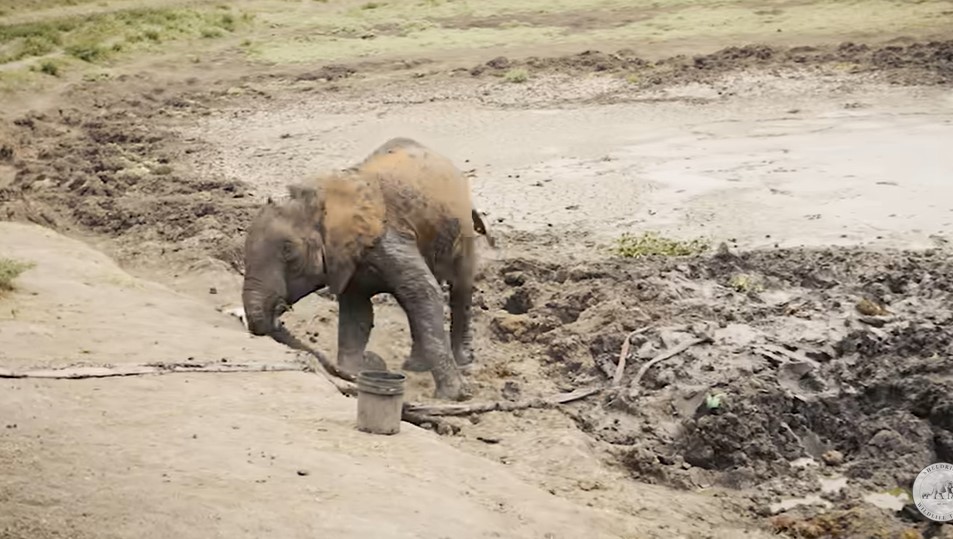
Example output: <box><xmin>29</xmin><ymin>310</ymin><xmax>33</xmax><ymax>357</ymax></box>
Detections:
<box><xmin>241</xmin><ymin>137</ymin><xmax>489</xmax><ymax>401</ymax></box>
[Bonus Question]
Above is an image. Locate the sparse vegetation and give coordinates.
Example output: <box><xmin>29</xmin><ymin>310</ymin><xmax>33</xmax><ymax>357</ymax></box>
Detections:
<box><xmin>503</xmin><ymin>68</ymin><xmax>528</xmax><ymax>83</ymax></box>
<box><xmin>66</xmin><ymin>42</ymin><xmax>108</xmax><ymax>62</ymax></box>
<box><xmin>0</xmin><ymin>7</ymin><xmax>253</xmax><ymax>66</ymax></box>
<box><xmin>611</xmin><ymin>232</ymin><xmax>710</xmax><ymax>258</ymax></box>
<box><xmin>29</xmin><ymin>58</ymin><xmax>62</xmax><ymax>76</ymax></box>
<box><xmin>0</xmin><ymin>258</ymin><xmax>34</xmax><ymax>293</ymax></box>
<box><xmin>729</xmin><ymin>273</ymin><xmax>764</xmax><ymax>293</ymax></box>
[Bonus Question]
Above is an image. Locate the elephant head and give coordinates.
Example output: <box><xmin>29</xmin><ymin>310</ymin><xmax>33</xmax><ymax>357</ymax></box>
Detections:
<box><xmin>241</xmin><ymin>173</ymin><xmax>386</xmax><ymax>337</ymax></box>
<box><xmin>241</xmin><ymin>189</ymin><xmax>327</xmax><ymax>337</ymax></box>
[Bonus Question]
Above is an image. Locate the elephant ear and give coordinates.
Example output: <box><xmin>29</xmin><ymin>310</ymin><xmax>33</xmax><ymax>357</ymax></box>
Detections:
<box><xmin>316</xmin><ymin>172</ymin><xmax>386</xmax><ymax>295</ymax></box>
<box><xmin>287</xmin><ymin>183</ymin><xmax>318</xmax><ymax>205</ymax></box>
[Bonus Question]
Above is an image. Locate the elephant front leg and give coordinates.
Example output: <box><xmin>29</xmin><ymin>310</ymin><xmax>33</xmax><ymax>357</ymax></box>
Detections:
<box><xmin>336</xmin><ymin>289</ymin><xmax>386</xmax><ymax>375</ymax></box>
<box><xmin>369</xmin><ymin>231</ymin><xmax>471</xmax><ymax>401</ymax></box>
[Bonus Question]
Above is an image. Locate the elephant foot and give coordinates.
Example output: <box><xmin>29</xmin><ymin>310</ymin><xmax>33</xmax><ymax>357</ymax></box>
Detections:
<box><xmin>339</xmin><ymin>351</ymin><xmax>388</xmax><ymax>375</ymax></box>
<box><xmin>401</xmin><ymin>354</ymin><xmax>431</xmax><ymax>373</ymax></box>
<box><xmin>453</xmin><ymin>345</ymin><xmax>474</xmax><ymax>368</ymax></box>
<box><xmin>433</xmin><ymin>375</ymin><xmax>472</xmax><ymax>402</ymax></box>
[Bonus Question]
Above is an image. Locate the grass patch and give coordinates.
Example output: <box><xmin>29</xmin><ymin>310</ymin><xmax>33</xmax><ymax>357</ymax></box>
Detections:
<box><xmin>0</xmin><ymin>258</ymin><xmax>34</xmax><ymax>294</ymax></box>
<box><xmin>36</xmin><ymin>59</ymin><xmax>61</xmax><ymax>76</ymax></box>
<box><xmin>503</xmin><ymin>67</ymin><xmax>529</xmax><ymax>83</ymax></box>
<box><xmin>728</xmin><ymin>273</ymin><xmax>764</xmax><ymax>293</ymax></box>
<box><xmin>0</xmin><ymin>7</ymin><xmax>254</xmax><ymax>65</ymax></box>
<box><xmin>611</xmin><ymin>232</ymin><xmax>710</xmax><ymax>258</ymax></box>
<box><xmin>66</xmin><ymin>42</ymin><xmax>108</xmax><ymax>62</ymax></box>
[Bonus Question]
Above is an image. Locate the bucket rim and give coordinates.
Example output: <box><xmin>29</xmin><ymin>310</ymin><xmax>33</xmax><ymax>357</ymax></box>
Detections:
<box><xmin>357</xmin><ymin>369</ymin><xmax>407</xmax><ymax>382</ymax></box>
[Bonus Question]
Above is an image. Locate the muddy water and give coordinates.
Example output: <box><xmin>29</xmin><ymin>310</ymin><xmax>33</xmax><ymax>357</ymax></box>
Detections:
<box><xmin>190</xmin><ymin>81</ymin><xmax>953</xmax><ymax>251</ymax></box>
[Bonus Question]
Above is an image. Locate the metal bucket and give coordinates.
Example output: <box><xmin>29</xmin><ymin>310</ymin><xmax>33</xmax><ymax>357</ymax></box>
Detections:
<box><xmin>356</xmin><ymin>370</ymin><xmax>406</xmax><ymax>435</ymax></box>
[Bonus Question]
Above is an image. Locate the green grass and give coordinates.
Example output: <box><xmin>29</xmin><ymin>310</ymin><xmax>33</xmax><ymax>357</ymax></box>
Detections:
<box><xmin>0</xmin><ymin>258</ymin><xmax>34</xmax><ymax>293</ymax></box>
<box><xmin>503</xmin><ymin>67</ymin><xmax>528</xmax><ymax>83</ymax></box>
<box><xmin>728</xmin><ymin>273</ymin><xmax>764</xmax><ymax>293</ymax></box>
<box><xmin>36</xmin><ymin>58</ymin><xmax>60</xmax><ymax>75</ymax></box>
<box><xmin>0</xmin><ymin>7</ymin><xmax>254</xmax><ymax>65</ymax></box>
<box><xmin>249</xmin><ymin>0</ymin><xmax>953</xmax><ymax>66</ymax></box>
<box><xmin>611</xmin><ymin>232</ymin><xmax>710</xmax><ymax>258</ymax></box>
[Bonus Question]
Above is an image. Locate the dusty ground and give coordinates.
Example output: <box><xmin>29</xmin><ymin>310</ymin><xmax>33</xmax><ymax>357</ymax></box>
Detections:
<box><xmin>3</xmin><ymin>1</ymin><xmax>953</xmax><ymax>538</ymax></box>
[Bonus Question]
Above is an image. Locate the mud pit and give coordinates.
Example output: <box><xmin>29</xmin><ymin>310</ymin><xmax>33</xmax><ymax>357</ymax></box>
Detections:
<box><xmin>2</xmin><ymin>38</ymin><xmax>953</xmax><ymax>538</ymax></box>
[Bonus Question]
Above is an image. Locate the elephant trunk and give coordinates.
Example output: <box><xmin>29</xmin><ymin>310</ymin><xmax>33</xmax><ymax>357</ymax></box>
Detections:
<box><xmin>242</xmin><ymin>285</ymin><xmax>281</xmax><ymax>337</ymax></box>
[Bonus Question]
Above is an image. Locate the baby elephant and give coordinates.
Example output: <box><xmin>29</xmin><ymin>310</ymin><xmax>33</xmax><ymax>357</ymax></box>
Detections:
<box><xmin>241</xmin><ymin>137</ymin><xmax>488</xmax><ymax>401</ymax></box>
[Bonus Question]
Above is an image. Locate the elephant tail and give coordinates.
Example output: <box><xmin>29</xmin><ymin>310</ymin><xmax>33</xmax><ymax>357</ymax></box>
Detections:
<box><xmin>471</xmin><ymin>207</ymin><xmax>496</xmax><ymax>248</ymax></box>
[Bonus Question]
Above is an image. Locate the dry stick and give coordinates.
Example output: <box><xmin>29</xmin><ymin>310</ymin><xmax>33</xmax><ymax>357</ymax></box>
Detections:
<box><xmin>612</xmin><ymin>326</ymin><xmax>654</xmax><ymax>387</ymax></box>
<box><xmin>270</xmin><ymin>326</ymin><xmax>357</xmax><ymax>383</ymax></box>
<box><xmin>628</xmin><ymin>336</ymin><xmax>712</xmax><ymax>397</ymax></box>
<box><xmin>278</xmin><ymin>332</ymin><xmax>463</xmax><ymax>431</ymax></box>
<box><xmin>0</xmin><ymin>362</ymin><xmax>305</xmax><ymax>380</ymax></box>
<box><xmin>273</xmin><ymin>326</ymin><xmax>604</xmax><ymax>422</ymax></box>
<box><xmin>295</xmin><ymin>351</ymin><xmax>358</xmax><ymax>397</ymax></box>
<box><xmin>404</xmin><ymin>385</ymin><xmax>603</xmax><ymax>417</ymax></box>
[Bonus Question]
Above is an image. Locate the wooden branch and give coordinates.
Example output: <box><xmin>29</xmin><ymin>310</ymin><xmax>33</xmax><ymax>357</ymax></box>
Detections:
<box><xmin>270</xmin><ymin>327</ymin><xmax>357</xmax><ymax>383</ymax></box>
<box><xmin>401</xmin><ymin>410</ymin><xmax>460</xmax><ymax>435</ymax></box>
<box><xmin>629</xmin><ymin>336</ymin><xmax>711</xmax><ymax>396</ymax></box>
<box><xmin>295</xmin><ymin>351</ymin><xmax>358</xmax><ymax>397</ymax></box>
<box><xmin>0</xmin><ymin>361</ymin><xmax>305</xmax><ymax>380</ymax></box>
<box><xmin>403</xmin><ymin>385</ymin><xmax>603</xmax><ymax>417</ymax></box>
<box><xmin>613</xmin><ymin>326</ymin><xmax>653</xmax><ymax>387</ymax></box>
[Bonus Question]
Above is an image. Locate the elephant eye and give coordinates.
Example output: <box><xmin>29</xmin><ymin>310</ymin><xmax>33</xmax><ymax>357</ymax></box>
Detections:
<box><xmin>282</xmin><ymin>240</ymin><xmax>297</xmax><ymax>261</ymax></box>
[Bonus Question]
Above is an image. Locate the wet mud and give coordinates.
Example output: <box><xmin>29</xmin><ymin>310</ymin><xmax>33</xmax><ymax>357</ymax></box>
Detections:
<box><xmin>0</xmin><ymin>95</ymin><xmax>253</xmax><ymax>269</ymax></box>
<box><xmin>469</xmin><ymin>240</ymin><xmax>953</xmax><ymax>537</ymax></box>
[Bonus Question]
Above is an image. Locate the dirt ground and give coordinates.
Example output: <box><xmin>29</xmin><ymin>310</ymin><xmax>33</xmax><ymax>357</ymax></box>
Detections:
<box><xmin>3</xmin><ymin>1</ymin><xmax>953</xmax><ymax>538</ymax></box>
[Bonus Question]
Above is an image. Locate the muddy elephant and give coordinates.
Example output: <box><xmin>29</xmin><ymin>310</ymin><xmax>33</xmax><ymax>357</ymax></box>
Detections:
<box><xmin>241</xmin><ymin>137</ymin><xmax>489</xmax><ymax>401</ymax></box>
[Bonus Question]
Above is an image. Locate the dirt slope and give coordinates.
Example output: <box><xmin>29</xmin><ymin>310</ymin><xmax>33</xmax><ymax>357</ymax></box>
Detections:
<box><xmin>0</xmin><ymin>222</ymin><xmax>775</xmax><ymax>539</ymax></box>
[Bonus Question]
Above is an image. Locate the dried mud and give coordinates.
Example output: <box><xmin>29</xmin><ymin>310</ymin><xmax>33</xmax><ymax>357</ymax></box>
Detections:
<box><xmin>467</xmin><ymin>40</ymin><xmax>953</xmax><ymax>88</ymax></box>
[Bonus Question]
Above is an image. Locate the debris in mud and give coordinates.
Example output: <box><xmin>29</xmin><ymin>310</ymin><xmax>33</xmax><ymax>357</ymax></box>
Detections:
<box><xmin>468</xmin><ymin>40</ymin><xmax>953</xmax><ymax>87</ymax></box>
<box><xmin>0</xmin><ymin>99</ymin><xmax>257</xmax><ymax>268</ymax></box>
<box><xmin>296</xmin><ymin>64</ymin><xmax>356</xmax><ymax>82</ymax></box>
<box><xmin>471</xmin><ymin>241</ymin><xmax>953</xmax><ymax>534</ymax></box>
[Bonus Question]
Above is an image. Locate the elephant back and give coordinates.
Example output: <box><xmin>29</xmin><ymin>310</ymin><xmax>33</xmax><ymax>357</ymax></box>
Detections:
<box><xmin>357</xmin><ymin>141</ymin><xmax>476</xmax><ymax>251</ymax></box>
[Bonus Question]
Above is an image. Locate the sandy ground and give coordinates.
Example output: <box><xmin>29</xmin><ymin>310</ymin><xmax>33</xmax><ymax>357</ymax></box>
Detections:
<box><xmin>2</xmin><ymin>221</ymin><xmax>772</xmax><ymax>539</ymax></box>
<box><xmin>3</xmin><ymin>2</ymin><xmax>953</xmax><ymax>538</ymax></box>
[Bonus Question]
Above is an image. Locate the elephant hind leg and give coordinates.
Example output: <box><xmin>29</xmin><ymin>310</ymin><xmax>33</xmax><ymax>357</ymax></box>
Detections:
<box><xmin>449</xmin><ymin>241</ymin><xmax>476</xmax><ymax>368</ymax></box>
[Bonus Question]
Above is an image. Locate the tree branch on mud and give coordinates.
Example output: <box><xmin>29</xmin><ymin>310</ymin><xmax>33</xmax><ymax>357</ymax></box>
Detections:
<box><xmin>0</xmin><ymin>361</ymin><xmax>305</xmax><ymax>379</ymax></box>
<box><xmin>402</xmin><ymin>386</ymin><xmax>604</xmax><ymax>417</ymax></box>
<box><xmin>603</xmin><ymin>332</ymin><xmax>713</xmax><ymax>405</ymax></box>
<box><xmin>613</xmin><ymin>326</ymin><xmax>655</xmax><ymax>387</ymax></box>
<box><xmin>628</xmin><ymin>335</ymin><xmax>712</xmax><ymax>397</ymax></box>
<box><xmin>283</xmin><ymin>324</ymin><xmax>711</xmax><ymax>427</ymax></box>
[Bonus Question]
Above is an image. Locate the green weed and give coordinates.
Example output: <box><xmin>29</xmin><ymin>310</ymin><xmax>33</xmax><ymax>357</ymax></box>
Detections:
<box><xmin>503</xmin><ymin>68</ymin><xmax>529</xmax><ymax>83</ymax></box>
<box><xmin>38</xmin><ymin>59</ymin><xmax>60</xmax><ymax>76</ymax></box>
<box><xmin>611</xmin><ymin>232</ymin><xmax>710</xmax><ymax>258</ymax></box>
<box><xmin>0</xmin><ymin>258</ymin><xmax>34</xmax><ymax>293</ymax></box>
<box><xmin>0</xmin><ymin>7</ymin><xmax>254</xmax><ymax>66</ymax></box>
<box><xmin>66</xmin><ymin>42</ymin><xmax>108</xmax><ymax>62</ymax></box>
